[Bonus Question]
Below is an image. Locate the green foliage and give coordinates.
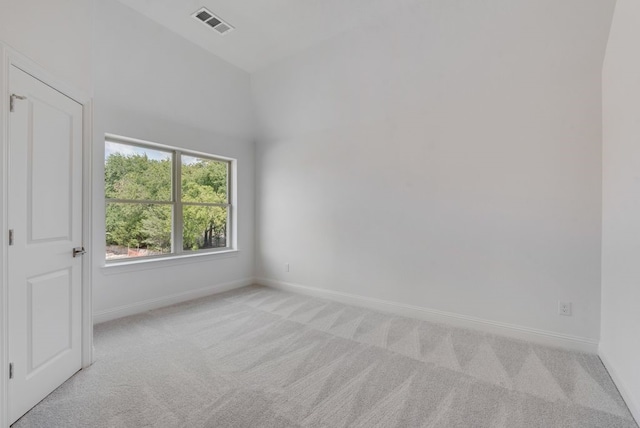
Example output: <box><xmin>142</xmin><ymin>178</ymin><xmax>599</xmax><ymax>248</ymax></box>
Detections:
<box><xmin>104</xmin><ymin>153</ymin><xmax>171</xmax><ymax>201</ymax></box>
<box><xmin>105</xmin><ymin>152</ymin><xmax>228</xmax><ymax>254</ymax></box>
<box><xmin>182</xmin><ymin>159</ymin><xmax>227</xmax><ymax>202</ymax></box>
<box><xmin>183</xmin><ymin>205</ymin><xmax>227</xmax><ymax>251</ymax></box>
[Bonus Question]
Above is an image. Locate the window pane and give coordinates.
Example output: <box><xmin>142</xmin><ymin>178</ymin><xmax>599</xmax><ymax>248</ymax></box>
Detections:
<box><xmin>181</xmin><ymin>155</ymin><xmax>228</xmax><ymax>203</ymax></box>
<box><xmin>183</xmin><ymin>205</ymin><xmax>228</xmax><ymax>251</ymax></box>
<box><xmin>105</xmin><ymin>141</ymin><xmax>172</xmax><ymax>201</ymax></box>
<box><xmin>106</xmin><ymin>202</ymin><xmax>172</xmax><ymax>260</ymax></box>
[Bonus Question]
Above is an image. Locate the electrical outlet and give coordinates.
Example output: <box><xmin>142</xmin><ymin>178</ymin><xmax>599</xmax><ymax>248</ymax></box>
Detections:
<box><xmin>558</xmin><ymin>301</ymin><xmax>572</xmax><ymax>316</ymax></box>
<box><xmin>285</xmin><ymin>263</ymin><xmax>290</xmax><ymax>272</ymax></box>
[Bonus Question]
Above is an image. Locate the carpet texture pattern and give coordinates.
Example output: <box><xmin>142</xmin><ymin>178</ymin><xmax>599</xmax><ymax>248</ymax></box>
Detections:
<box><xmin>13</xmin><ymin>285</ymin><xmax>637</xmax><ymax>427</ymax></box>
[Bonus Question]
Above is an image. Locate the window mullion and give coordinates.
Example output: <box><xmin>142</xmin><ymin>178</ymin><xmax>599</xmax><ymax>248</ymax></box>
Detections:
<box><xmin>227</xmin><ymin>161</ymin><xmax>232</xmax><ymax>249</ymax></box>
<box><xmin>106</xmin><ymin>198</ymin><xmax>173</xmax><ymax>205</ymax></box>
<box><xmin>180</xmin><ymin>202</ymin><xmax>230</xmax><ymax>208</ymax></box>
<box><xmin>173</xmin><ymin>151</ymin><xmax>183</xmax><ymax>254</ymax></box>
<box><xmin>105</xmin><ymin>136</ymin><xmax>234</xmax><ymax>261</ymax></box>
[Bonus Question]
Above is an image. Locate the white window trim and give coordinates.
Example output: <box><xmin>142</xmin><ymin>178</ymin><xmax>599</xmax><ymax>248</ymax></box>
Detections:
<box><xmin>102</xmin><ymin>248</ymin><xmax>240</xmax><ymax>275</ymax></box>
<box><xmin>104</xmin><ymin>133</ymin><xmax>237</xmax><ymax>265</ymax></box>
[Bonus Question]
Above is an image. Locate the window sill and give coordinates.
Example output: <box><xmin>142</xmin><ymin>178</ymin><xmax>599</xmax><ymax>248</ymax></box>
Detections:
<box><xmin>101</xmin><ymin>249</ymin><xmax>239</xmax><ymax>275</ymax></box>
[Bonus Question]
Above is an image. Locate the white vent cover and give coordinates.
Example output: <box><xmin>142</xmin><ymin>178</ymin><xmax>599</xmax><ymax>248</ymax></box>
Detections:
<box><xmin>192</xmin><ymin>7</ymin><xmax>234</xmax><ymax>35</ymax></box>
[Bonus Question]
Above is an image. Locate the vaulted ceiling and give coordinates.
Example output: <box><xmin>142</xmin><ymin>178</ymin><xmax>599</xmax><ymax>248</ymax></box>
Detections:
<box><xmin>116</xmin><ymin>0</ymin><xmax>416</xmax><ymax>72</ymax></box>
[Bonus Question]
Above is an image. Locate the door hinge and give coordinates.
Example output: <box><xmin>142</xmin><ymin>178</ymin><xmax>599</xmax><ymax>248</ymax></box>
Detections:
<box><xmin>9</xmin><ymin>363</ymin><xmax>13</xmax><ymax>379</ymax></box>
<box><xmin>9</xmin><ymin>94</ymin><xmax>26</xmax><ymax>113</ymax></box>
<box><xmin>8</xmin><ymin>229</ymin><xmax>14</xmax><ymax>246</ymax></box>
<box><xmin>72</xmin><ymin>246</ymin><xmax>86</xmax><ymax>257</ymax></box>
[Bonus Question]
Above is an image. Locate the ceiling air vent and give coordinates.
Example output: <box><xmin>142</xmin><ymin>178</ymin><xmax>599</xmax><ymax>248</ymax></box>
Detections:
<box><xmin>192</xmin><ymin>7</ymin><xmax>234</xmax><ymax>35</ymax></box>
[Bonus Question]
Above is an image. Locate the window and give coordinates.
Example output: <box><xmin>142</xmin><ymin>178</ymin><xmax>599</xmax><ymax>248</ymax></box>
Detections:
<box><xmin>105</xmin><ymin>136</ymin><xmax>232</xmax><ymax>261</ymax></box>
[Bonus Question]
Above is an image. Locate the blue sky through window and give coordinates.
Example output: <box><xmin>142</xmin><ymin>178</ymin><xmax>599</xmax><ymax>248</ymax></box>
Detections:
<box><xmin>105</xmin><ymin>141</ymin><xmax>171</xmax><ymax>162</ymax></box>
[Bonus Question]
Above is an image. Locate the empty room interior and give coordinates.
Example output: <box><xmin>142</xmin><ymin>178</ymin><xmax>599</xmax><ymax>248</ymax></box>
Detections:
<box><xmin>0</xmin><ymin>0</ymin><xmax>639</xmax><ymax>426</ymax></box>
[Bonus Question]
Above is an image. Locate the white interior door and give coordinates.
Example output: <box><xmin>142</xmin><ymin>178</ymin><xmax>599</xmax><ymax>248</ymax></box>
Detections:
<box><xmin>7</xmin><ymin>65</ymin><xmax>84</xmax><ymax>425</ymax></box>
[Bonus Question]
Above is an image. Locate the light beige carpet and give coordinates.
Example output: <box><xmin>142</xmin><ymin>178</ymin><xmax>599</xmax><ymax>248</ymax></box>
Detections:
<box><xmin>13</xmin><ymin>285</ymin><xmax>638</xmax><ymax>427</ymax></box>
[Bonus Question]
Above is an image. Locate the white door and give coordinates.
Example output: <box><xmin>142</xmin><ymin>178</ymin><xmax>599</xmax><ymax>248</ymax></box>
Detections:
<box><xmin>7</xmin><ymin>65</ymin><xmax>84</xmax><ymax>424</ymax></box>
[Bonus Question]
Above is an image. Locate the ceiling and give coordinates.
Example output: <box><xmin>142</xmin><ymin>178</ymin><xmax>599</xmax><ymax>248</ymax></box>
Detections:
<box><xmin>116</xmin><ymin>0</ymin><xmax>412</xmax><ymax>73</ymax></box>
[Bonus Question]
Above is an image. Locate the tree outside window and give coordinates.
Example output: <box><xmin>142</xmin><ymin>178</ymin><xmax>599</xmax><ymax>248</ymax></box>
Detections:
<box><xmin>105</xmin><ymin>138</ymin><xmax>232</xmax><ymax>261</ymax></box>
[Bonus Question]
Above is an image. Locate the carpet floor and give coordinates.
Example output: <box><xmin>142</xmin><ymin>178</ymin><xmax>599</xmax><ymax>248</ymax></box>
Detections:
<box><xmin>13</xmin><ymin>285</ymin><xmax>638</xmax><ymax>427</ymax></box>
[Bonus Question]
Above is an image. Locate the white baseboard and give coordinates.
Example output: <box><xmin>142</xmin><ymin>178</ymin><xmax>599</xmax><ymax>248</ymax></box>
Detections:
<box><xmin>599</xmin><ymin>347</ymin><xmax>640</xmax><ymax>425</ymax></box>
<box><xmin>255</xmin><ymin>277</ymin><xmax>599</xmax><ymax>354</ymax></box>
<box><xmin>93</xmin><ymin>277</ymin><xmax>254</xmax><ymax>324</ymax></box>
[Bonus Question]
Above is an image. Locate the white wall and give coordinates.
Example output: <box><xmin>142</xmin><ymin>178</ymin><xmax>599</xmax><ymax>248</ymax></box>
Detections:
<box><xmin>0</xmin><ymin>0</ymin><xmax>92</xmax><ymax>94</ymax></box>
<box><xmin>252</xmin><ymin>0</ymin><xmax>615</xmax><ymax>342</ymax></box>
<box><xmin>92</xmin><ymin>0</ymin><xmax>255</xmax><ymax>319</ymax></box>
<box><xmin>601</xmin><ymin>0</ymin><xmax>640</xmax><ymax>421</ymax></box>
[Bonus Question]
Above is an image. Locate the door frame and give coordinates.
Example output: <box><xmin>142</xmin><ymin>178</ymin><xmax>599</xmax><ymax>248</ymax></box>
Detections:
<box><xmin>0</xmin><ymin>42</ymin><xmax>93</xmax><ymax>428</ymax></box>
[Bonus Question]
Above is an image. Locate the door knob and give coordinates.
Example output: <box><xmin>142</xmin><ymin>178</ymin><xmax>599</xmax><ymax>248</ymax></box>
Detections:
<box><xmin>72</xmin><ymin>247</ymin><xmax>86</xmax><ymax>257</ymax></box>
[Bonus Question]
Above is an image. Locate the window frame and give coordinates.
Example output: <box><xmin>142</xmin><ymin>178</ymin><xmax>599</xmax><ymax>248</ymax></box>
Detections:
<box><xmin>104</xmin><ymin>134</ymin><xmax>235</xmax><ymax>263</ymax></box>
